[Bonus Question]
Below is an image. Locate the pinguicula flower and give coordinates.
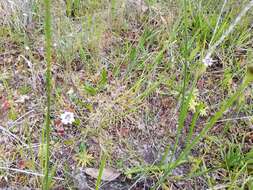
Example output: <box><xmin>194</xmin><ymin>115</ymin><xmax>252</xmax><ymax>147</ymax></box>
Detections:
<box><xmin>202</xmin><ymin>55</ymin><xmax>214</xmax><ymax>67</ymax></box>
<box><xmin>60</xmin><ymin>111</ymin><xmax>75</xmax><ymax>125</ymax></box>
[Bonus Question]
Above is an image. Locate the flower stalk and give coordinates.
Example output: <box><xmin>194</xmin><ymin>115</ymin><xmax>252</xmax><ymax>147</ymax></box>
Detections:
<box><xmin>43</xmin><ymin>0</ymin><xmax>52</xmax><ymax>189</ymax></box>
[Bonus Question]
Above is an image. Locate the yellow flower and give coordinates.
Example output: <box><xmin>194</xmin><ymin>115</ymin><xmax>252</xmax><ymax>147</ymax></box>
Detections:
<box><xmin>199</xmin><ymin>106</ymin><xmax>208</xmax><ymax>117</ymax></box>
<box><xmin>189</xmin><ymin>88</ymin><xmax>199</xmax><ymax>112</ymax></box>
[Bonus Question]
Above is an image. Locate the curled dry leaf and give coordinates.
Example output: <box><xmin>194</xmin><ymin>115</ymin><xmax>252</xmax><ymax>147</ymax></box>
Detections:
<box><xmin>84</xmin><ymin>168</ymin><xmax>121</xmax><ymax>182</ymax></box>
<box><xmin>54</xmin><ymin>119</ymin><xmax>65</xmax><ymax>136</ymax></box>
<box><xmin>0</xmin><ymin>97</ymin><xmax>10</xmax><ymax>119</ymax></box>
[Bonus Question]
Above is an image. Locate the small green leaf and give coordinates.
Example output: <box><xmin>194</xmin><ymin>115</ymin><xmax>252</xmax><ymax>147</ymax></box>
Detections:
<box><xmin>79</xmin><ymin>142</ymin><xmax>86</xmax><ymax>152</ymax></box>
<box><xmin>98</xmin><ymin>68</ymin><xmax>108</xmax><ymax>89</ymax></box>
<box><xmin>84</xmin><ymin>83</ymin><xmax>97</xmax><ymax>96</ymax></box>
<box><xmin>8</xmin><ymin>109</ymin><xmax>18</xmax><ymax>120</ymax></box>
<box><xmin>85</xmin><ymin>103</ymin><xmax>94</xmax><ymax>112</ymax></box>
<box><xmin>73</xmin><ymin>118</ymin><xmax>81</xmax><ymax>126</ymax></box>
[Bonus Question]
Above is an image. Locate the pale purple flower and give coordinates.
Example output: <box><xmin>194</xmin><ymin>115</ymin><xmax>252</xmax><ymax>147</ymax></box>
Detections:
<box><xmin>202</xmin><ymin>55</ymin><xmax>214</xmax><ymax>67</ymax></box>
<box><xmin>60</xmin><ymin>111</ymin><xmax>75</xmax><ymax>125</ymax></box>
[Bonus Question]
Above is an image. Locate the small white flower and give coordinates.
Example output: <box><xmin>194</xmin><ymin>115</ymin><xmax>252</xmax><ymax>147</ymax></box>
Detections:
<box><xmin>202</xmin><ymin>55</ymin><xmax>214</xmax><ymax>67</ymax></box>
<box><xmin>60</xmin><ymin>111</ymin><xmax>75</xmax><ymax>125</ymax></box>
<box><xmin>25</xmin><ymin>46</ymin><xmax>30</xmax><ymax>50</ymax></box>
<box><xmin>67</xmin><ymin>88</ymin><xmax>74</xmax><ymax>95</ymax></box>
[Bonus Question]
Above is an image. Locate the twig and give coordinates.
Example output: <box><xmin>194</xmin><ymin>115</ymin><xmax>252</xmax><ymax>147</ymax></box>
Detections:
<box><xmin>207</xmin><ymin>184</ymin><xmax>228</xmax><ymax>190</ymax></box>
<box><xmin>0</xmin><ymin>166</ymin><xmax>64</xmax><ymax>180</ymax></box>
<box><xmin>20</xmin><ymin>55</ymin><xmax>37</xmax><ymax>89</ymax></box>
<box><xmin>217</xmin><ymin>115</ymin><xmax>253</xmax><ymax>123</ymax></box>
<box><xmin>202</xmin><ymin>115</ymin><xmax>253</xmax><ymax>126</ymax></box>
<box><xmin>0</xmin><ymin>125</ymin><xmax>28</xmax><ymax>147</ymax></box>
<box><xmin>128</xmin><ymin>175</ymin><xmax>145</xmax><ymax>190</ymax></box>
<box><xmin>8</xmin><ymin>110</ymin><xmax>35</xmax><ymax>129</ymax></box>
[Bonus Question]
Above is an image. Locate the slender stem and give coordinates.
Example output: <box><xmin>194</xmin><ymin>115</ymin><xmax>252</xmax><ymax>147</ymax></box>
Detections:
<box><xmin>169</xmin><ymin>0</ymin><xmax>189</xmax><ymax>164</ymax></box>
<box><xmin>0</xmin><ymin>166</ymin><xmax>63</xmax><ymax>180</ymax></box>
<box><xmin>209</xmin><ymin>0</ymin><xmax>227</xmax><ymax>46</ymax></box>
<box><xmin>95</xmin><ymin>152</ymin><xmax>107</xmax><ymax>190</ymax></box>
<box><xmin>43</xmin><ymin>0</ymin><xmax>52</xmax><ymax>189</ymax></box>
<box><xmin>204</xmin><ymin>0</ymin><xmax>253</xmax><ymax>63</ymax></box>
<box><xmin>185</xmin><ymin>104</ymin><xmax>201</xmax><ymax>145</ymax></box>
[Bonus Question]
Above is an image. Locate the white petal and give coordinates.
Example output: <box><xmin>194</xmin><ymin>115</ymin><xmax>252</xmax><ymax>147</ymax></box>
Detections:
<box><xmin>60</xmin><ymin>111</ymin><xmax>75</xmax><ymax>125</ymax></box>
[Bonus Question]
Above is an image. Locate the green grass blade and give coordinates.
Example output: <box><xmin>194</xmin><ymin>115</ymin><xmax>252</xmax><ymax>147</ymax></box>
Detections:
<box><xmin>169</xmin><ymin>78</ymin><xmax>197</xmax><ymax>163</ymax></box>
<box><xmin>185</xmin><ymin>104</ymin><xmax>202</xmax><ymax>145</ymax></box>
<box><xmin>95</xmin><ymin>152</ymin><xmax>107</xmax><ymax>190</ymax></box>
<box><xmin>43</xmin><ymin>0</ymin><xmax>52</xmax><ymax>189</ymax></box>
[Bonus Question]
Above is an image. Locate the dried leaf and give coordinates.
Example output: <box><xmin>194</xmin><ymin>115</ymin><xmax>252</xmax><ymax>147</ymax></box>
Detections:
<box><xmin>119</xmin><ymin>127</ymin><xmax>130</xmax><ymax>137</ymax></box>
<box><xmin>1</xmin><ymin>99</ymin><xmax>10</xmax><ymax>111</ymax></box>
<box><xmin>15</xmin><ymin>95</ymin><xmax>30</xmax><ymax>103</ymax></box>
<box><xmin>0</xmin><ymin>98</ymin><xmax>10</xmax><ymax>117</ymax></box>
<box><xmin>73</xmin><ymin>170</ymin><xmax>89</xmax><ymax>190</ymax></box>
<box><xmin>54</xmin><ymin>119</ymin><xmax>63</xmax><ymax>128</ymax></box>
<box><xmin>84</xmin><ymin>168</ymin><xmax>120</xmax><ymax>181</ymax></box>
<box><xmin>17</xmin><ymin>160</ymin><xmax>26</xmax><ymax>170</ymax></box>
<box><xmin>54</xmin><ymin>119</ymin><xmax>65</xmax><ymax>136</ymax></box>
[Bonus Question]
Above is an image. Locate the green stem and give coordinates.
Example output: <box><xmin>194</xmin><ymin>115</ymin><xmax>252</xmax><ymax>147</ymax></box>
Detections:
<box><xmin>43</xmin><ymin>0</ymin><xmax>52</xmax><ymax>189</ymax></box>
<box><xmin>95</xmin><ymin>152</ymin><xmax>107</xmax><ymax>190</ymax></box>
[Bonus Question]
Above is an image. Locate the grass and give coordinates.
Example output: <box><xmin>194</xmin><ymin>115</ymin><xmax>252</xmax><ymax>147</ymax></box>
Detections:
<box><xmin>0</xmin><ymin>0</ymin><xmax>253</xmax><ymax>189</ymax></box>
<box><xmin>42</xmin><ymin>0</ymin><xmax>52</xmax><ymax>189</ymax></box>
<box><xmin>95</xmin><ymin>151</ymin><xmax>107</xmax><ymax>190</ymax></box>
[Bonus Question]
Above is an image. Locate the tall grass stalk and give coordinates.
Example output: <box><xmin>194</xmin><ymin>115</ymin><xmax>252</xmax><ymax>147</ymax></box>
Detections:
<box><xmin>209</xmin><ymin>0</ymin><xmax>227</xmax><ymax>46</ymax></box>
<box><xmin>95</xmin><ymin>151</ymin><xmax>107</xmax><ymax>190</ymax></box>
<box><xmin>203</xmin><ymin>0</ymin><xmax>253</xmax><ymax>65</ymax></box>
<box><xmin>43</xmin><ymin>0</ymin><xmax>52</xmax><ymax>189</ymax></box>
<box><xmin>169</xmin><ymin>0</ymin><xmax>191</xmax><ymax>163</ymax></box>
